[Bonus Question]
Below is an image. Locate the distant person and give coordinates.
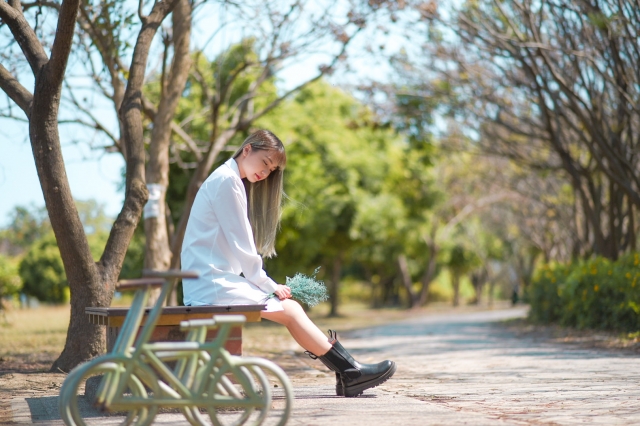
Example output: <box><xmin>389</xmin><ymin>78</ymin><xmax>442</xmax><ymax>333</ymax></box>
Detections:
<box><xmin>181</xmin><ymin>130</ymin><xmax>395</xmax><ymax>397</ymax></box>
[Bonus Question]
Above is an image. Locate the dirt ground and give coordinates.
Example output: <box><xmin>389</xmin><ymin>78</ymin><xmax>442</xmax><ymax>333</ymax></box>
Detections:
<box><xmin>1</xmin><ymin>302</ymin><xmax>639</xmax><ymax>424</ymax></box>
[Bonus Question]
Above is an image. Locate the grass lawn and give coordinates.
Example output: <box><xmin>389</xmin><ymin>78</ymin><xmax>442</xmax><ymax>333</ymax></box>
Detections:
<box><xmin>0</xmin><ymin>304</ymin><xmax>70</xmax><ymax>372</ymax></box>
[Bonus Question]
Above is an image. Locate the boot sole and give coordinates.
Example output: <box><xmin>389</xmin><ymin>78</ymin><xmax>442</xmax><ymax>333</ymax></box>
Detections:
<box><xmin>344</xmin><ymin>361</ymin><xmax>397</xmax><ymax>397</ymax></box>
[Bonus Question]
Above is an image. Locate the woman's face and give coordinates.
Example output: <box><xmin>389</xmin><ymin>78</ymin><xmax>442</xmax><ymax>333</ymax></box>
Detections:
<box><xmin>238</xmin><ymin>145</ymin><xmax>282</xmax><ymax>182</ymax></box>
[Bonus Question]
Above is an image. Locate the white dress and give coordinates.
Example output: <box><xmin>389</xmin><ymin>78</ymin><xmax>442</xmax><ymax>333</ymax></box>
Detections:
<box><xmin>181</xmin><ymin>158</ymin><xmax>283</xmax><ymax>312</ymax></box>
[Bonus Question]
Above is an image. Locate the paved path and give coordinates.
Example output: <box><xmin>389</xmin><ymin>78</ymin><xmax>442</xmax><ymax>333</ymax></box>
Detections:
<box><xmin>348</xmin><ymin>307</ymin><xmax>640</xmax><ymax>425</ymax></box>
<box><xmin>10</xmin><ymin>307</ymin><xmax>640</xmax><ymax>425</ymax></box>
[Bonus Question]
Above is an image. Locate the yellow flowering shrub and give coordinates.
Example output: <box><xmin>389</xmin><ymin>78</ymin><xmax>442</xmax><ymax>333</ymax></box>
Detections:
<box><xmin>527</xmin><ymin>263</ymin><xmax>571</xmax><ymax>324</ymax></box>
<box><xmin>527</xmin><ymin>252</ymin><xmax>640</xmax><ymax>332</ymax></box>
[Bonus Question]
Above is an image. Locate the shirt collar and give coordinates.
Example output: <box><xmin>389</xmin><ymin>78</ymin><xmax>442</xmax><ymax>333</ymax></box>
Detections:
<box><xmin>225</xmin><ymin>157</ymin><xmax>241</xmax><ymax>178</ymax></box>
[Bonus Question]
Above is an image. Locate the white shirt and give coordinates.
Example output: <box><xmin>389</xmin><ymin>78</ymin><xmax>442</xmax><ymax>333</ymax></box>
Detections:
<box><xmin>181</xmin><ymin>158</ymin><xmax>282</xmax><ymax>311</ymax></box>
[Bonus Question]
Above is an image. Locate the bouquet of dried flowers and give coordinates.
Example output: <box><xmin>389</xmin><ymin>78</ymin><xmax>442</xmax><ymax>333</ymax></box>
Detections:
<box><xmin>264</xmin><ymin>267</ymin><xmax>328</xmax><ymax>307</ymax></box>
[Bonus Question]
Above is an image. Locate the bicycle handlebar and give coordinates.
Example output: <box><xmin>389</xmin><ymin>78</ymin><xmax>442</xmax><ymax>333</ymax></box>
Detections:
<box><xmin>142</xmin><ymin>269</ymin><xmax>199</xmax><ymax>279</ymax></box>
<box><xmin>116</xmin><ymin>278</ymin><xmax>166</xmax><ymax>291</ymax></box>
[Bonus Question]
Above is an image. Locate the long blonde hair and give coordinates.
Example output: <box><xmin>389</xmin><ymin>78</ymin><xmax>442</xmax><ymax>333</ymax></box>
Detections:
<box><xmin>233</xmin><ymin>130</ymin><xmax>286</xmax><ymax>258</ymax></box>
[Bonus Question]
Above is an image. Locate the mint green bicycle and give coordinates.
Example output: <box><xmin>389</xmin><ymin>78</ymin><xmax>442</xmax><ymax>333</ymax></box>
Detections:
<box><xmin>58</xmin><ymin>271</ymin><xmax>293</xmax><ymax>426</ymax></box>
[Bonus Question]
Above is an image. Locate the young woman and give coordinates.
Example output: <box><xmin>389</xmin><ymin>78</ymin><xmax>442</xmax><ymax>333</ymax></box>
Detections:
<box><xmin>181</xmin><ymin>129</ymin><xmax>396</xmax><ymax>397</ymax></box>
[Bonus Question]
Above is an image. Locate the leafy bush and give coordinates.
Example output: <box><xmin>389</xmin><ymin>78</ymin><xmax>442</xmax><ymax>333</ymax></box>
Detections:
<box><xmin>0</xmin><ymin>254</ymin><xmax>22</xmax><ymax>300</ymax></box>
<box><xmin>528</xmin><ymin>253</ymin><xmax>640</xmax><ymax>332</ymax></box>
<box><xmin>19</xmin><ymin>234</ymin><xmax>68</xmax><ymax>303</ymax></box>
<box><xmin>527</xmin><ymin>262</ymin><xmax>572</xmax><ymax>324</ymax></box>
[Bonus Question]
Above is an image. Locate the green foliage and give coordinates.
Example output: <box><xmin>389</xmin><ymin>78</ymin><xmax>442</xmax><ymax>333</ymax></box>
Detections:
<box><xmin>0</xmin><ymin>254</ymin><xmax>22</xmax><ymax>300</ymax></box>
<box><xmin>528</xmin><ymin>253</ymin><xmax>640</xmax><ymax>332</ymax></box>
<box><xmin>0</xmin><ymin>206</ymin><xmax>50</xmax><ymax>255</ymax></box>
<box><xmin>446</xmin><ymin>244</ymin><xmax>480</xmax><ymax>272</ymax></box>
<box><xmin>164</xmin><ymin>65</ymin><xmax>440</xmax><ymax>306</ymax></box>
<box><xmin>527</xmin><ymin>262</ymin><xmax>572</xmax><ymax>324</ymax></box>
<box><xmin>5</xmin><ymin>201</ymin><xmax>118</xmax><ymax>303</ymax></box>
<box><xmin>429</xmin><ymin>269</ymin><xmax>476</xmax><ymax>302</ymax></box>
<box><xmin>394</xmin><ymin>90</ymin><xmax>439</xmax><ymax>146</ymax></box>
<box><xmin>162</xmin><ymin>40</ymin><xmax>278</xmax><ymax>225</ymax></box>
<box><xmin>259</xmin><ymin>81</ymin><xmax>438</xmax><ymax>295</ymax></box>
<box><xmin>75</xmin><ymin>199</ymin><xmax>113</xmax><ymax>236</ymax></box>
<box><xmin>443</xmin><ymin>242</ymin><xmax>482</xmax><ymax>298</ymax></box>
<box><xmin>19</xmin><ymin>233</ymin><xmax>68</xmax><ymax>303</ymax></box>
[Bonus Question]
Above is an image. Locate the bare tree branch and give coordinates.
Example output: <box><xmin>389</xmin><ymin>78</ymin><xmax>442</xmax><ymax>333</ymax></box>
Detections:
<box><xmin>0</xmin><ymin>63</ymin><xmax>33</xmax><ymax>116</ymax></box>
<box><xmin>21</xmin><ymin>1</ymin><xmax>60</xmax><ymax>11</ymax></box>
<box><xmin>101</xmin><ymin>0</ymin><xmax>181</xmax><ymax>274</ymax></box>
<box><xmin>44</xmin><ymin>0</ymin><xmax>81</xmax><ymax>91</ymax></box>
<box><xmin>138</xmin><ymin>0</ymin><xmax>148</xmax><ymax>23</ymax></box>
<box><xmin>62</xmin><ymin>79</ymin><xmax>120</xmax><ymax>147</ymax></box>
<box><xmin>0</xmin><ymin>1</ymin><xmax>48</xmax><ymax>74</ymax></box>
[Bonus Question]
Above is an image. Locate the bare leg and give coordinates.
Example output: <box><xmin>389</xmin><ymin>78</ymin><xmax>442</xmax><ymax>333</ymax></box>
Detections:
<box><xmin>261</xmin><ymin>299</ymin><xmax>332</xmax><ymax>356</ymax></box>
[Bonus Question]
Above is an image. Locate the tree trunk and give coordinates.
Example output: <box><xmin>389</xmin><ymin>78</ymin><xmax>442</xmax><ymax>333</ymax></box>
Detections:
<box><xmin>143</xmin><ymin>182</ymin><xmax>172</xmax><ymax>305</ymax></box>
<box><xmin>32</xmin><ymin>60</ymin><xmax>114</xmax><ymax>372</ymax></box>
<box><xmin>0</xmin><ymin>0</ymin><xmax>117</xmax><ymax>373</ymax></box>
<box><xmin>418</xmin><ymin>241</ymin><xmax>438</xmax><ymax>307</ymax></box>
<box><xmin>451</xmin><ymin>272</ymin><xmax>460</xmax><ymax>307</ymax></box>
<box><xmin>397</xmin><ymin>254</ymin><xmax>417</xmax><ymax>308</ymax></box>
<box><xmin>0</xmin><ymin>0</ymin><xmax>127</xmax><ymax>372</ymax></box>
<box><xmin>49</xmin><ymin>0</ymin><xmax>179</xmax><ymax>371</ymax></box>
<box><xmin>486</xmin><ymin>263</ymin><xmax>496</xmax><ymax>308</ymax></box>
<box><xmin>470</xmin><ymin>270</ymin><xmax>485</xmax><ymax>305</ymax></box>
<box><xmin>144</xmin><ymin>0</ymin><xmax>192</xmax><ymax>305</ymax></box>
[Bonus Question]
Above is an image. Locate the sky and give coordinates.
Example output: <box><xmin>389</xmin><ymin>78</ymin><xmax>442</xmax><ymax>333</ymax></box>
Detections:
<box><xmin>0</xmin><ymin>1</ymin><xmax>404</xmax><ymax>228</ymax></box>
<box><xmin>0</xmin><ymin>124</ymin><xmax>126</xmax><ymax>226</ymax></box>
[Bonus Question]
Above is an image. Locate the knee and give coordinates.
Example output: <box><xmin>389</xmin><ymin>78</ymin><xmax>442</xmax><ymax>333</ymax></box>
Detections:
<box><xmin>261</xmin><ymin>299</ymin><xmax>306</xmax><ymax>327</ymax></box>
<box><xmin>284</xmin><ymin>298</ymin><xmax>304</xmax><ymax>312</ymax></box>
<box><xmin>280</xmin><ymin>299</ymin><xmax>306</xmax><ymax>326</ymax></box>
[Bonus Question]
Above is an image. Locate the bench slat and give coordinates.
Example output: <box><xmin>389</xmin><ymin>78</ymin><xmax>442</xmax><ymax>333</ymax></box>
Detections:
<box><xmin>85</xmin><ymin>304</ymin><xmax>265</xmax><ymax>316</ymax></box>
<box><xmin>85</xmin><ymin>304</ymin><xmax>265</xmax><ymax>327</ymax></box>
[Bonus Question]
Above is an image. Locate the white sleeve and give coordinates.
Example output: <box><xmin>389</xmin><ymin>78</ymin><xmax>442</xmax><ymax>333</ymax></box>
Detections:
<box><xmin>213</xmin><ymin>177</ymin><xmax>278</xmax><ymax>294</ymax></box>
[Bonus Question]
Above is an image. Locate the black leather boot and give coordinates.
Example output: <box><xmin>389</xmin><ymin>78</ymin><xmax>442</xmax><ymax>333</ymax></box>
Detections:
<box><xmin>314</xmin><ymin>330</ymin><xmax>396</xmax><ymax>397</ymax></box>
<box><xmin>306</xmin><ymin>351</ymin><xmax>344</xmax><ymax>396</ymax></box>
<box><xmin>334</xmin><ymin>372</ymin><xmax>344</xmax><ymax>396</ymax></box>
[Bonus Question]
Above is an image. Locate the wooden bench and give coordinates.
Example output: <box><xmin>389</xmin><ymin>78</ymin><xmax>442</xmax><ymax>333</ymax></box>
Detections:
<box><xmin>86</xmin><ymin>304</ymin><xmax>265</xmax><ymax>356</ymax></box>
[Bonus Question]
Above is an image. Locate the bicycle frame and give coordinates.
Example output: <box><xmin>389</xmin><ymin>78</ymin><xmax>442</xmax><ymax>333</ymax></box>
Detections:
<box><xmin>59</xmin><ymin>271</ymin><xmax>293</xmax><ymax>426</ymax></box>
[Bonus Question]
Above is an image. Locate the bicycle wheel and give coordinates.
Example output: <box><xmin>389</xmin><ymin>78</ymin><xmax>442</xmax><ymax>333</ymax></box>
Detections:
<box><xmin>206</xmin><ymin>358</ymin><xmax>292</xmax><ymax>426</ymax></box>
<box><xmin>176</xmin><ymin>358</ymin><xmax>266</xmax><ymax>426</ymax></box>
<box><xmin>238</xmin><ymin>358</ymin><xmax>293</xmax><ymax>426</ymax></box>
<box><xmin>59</xmin><ymin>355</ymin><xmax>160</xmax><ymax>426</ymax></box>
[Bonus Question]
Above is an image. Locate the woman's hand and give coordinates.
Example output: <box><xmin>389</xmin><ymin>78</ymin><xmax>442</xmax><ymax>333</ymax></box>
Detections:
<box><xmin>273</xmin><ymin>284</ymin><xmax>292</xmax><ymax>300</ymax></box>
